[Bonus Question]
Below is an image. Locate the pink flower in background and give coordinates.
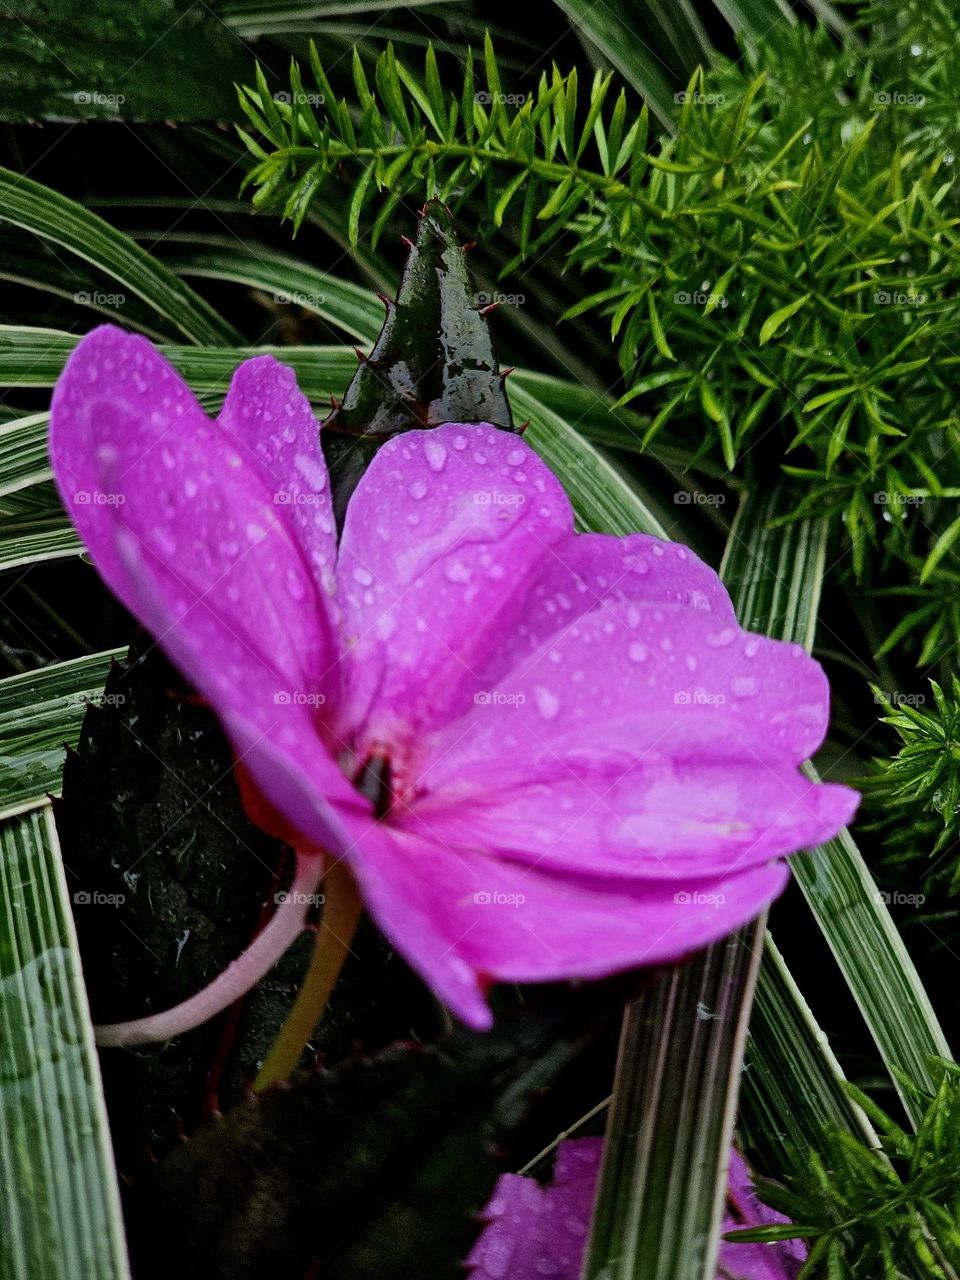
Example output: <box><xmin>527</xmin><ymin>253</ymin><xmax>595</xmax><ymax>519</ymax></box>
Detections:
<box><xmin>468</xmin><ymin>1139</ymin><xmax>806</xmax><ymax>1280</ymax></box>
<box><xmin>50</xmin><ymin>326</ymin><xmax>857</xmax><ymax>1042</ymax></box>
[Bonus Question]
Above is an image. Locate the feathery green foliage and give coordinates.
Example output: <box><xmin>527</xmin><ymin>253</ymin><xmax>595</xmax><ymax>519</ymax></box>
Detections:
<box><xmin>733</xmin><ymin>1060</ymin><xmax>960</xmax><ymax>1280</ymax></box>
<box><xmin>237</xmin><ymin>15</ymin><xmax>960</xmax><ymax>668</ymax></box>
<box><xmin>865</xmin><ymin>678</ymin><xmax>960</xmax><ymax>892</ymax></box>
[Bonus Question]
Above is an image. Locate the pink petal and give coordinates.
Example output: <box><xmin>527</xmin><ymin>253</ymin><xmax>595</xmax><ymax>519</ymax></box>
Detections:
<box><xmin>338</xmin><ymin>817</ymin><xmax>789</xmax><ymax>1029</ymax></box>
<box><xmin>403</xmin><ymin>758</ymin><xmax>858</xmax><ymax>881</ymax></box>
<box><xmin>469</xmin><ymin>1143</ymin><xmax>805</xmax><ymax>1280</ymax></box>
<box><xmin>113</xmin><ymin>529</ymin><xmax>360</xmax><ymax>854</ymax></box>
<box><xmin>50</xmin><ymin>327</ymin><xmax>337</xmax><ymax>696</ymax></box>
<box><xmin>215</xmin><ymin>354</ymin><xmax>339</xmax><ymax>603</ymax></box>
<box><xmin>335</xmin><ymin>423</ymin><xmax>572</xmax><ymax>751</ymax></box>
<box><xmin>467</xmin><ymin>1138</ymin><xmax>602</xmax><ymax>1280</ymax></box>
<box><xmin>422</xmin><ymin>600</ymin><xmax>834</xmax><ymax>791</ymax></box>
<box><xmin>49</xmin><ymin>326</ymin><xmax>357</xmax><ymax>850</ymax></box>
<box><xmin>468</xmin><ymin>530</ymin><xmax>737</xmax><ymax>693</ymax></box>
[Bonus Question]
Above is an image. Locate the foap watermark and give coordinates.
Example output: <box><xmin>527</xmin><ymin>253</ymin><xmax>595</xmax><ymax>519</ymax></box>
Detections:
<box><xmin>873</xmin><ymin>690</ymin><xmax>926</xmax><ymax>708</ymax></box>
<box><xmin>475</xmin><ymin>490</ymin><xmax>525</xmax><ymax>507</ymax></box>
<box><xmin>73</xmin><ymin>890</ymin><xmax>126</xmax><ymax>906</ymax></box>
<box><xmin>475</xmin><ymin>291</ymin><xmax>526</xmax><ymax>308</ymax></box>
<box><xmin>874</xmin><ymin>491</ymin><xmax>925</xmax><ymax>506</ymax></box>
<box><xmin>674</xmin><ymin>490</ymin><xmax>726</xmax><ymax>506</ymax></box>
<box><xmin>874</xmin><ymin>288</ymin><xmax>927</xmax><ymax>307</ymax></box>
<box><xmin>273</xmin><ymin>290</ymin><xmax>325</xmax><ymax>308</ymax></box>
<box><xmin>674</xmin><ymin>689</ymin><xmax>726</xmax><ymax>707</ymax></box>
<box><xmin>69</xmin><ymin>691</ymin><xmax>126</xmax><ymax>708</ymax></box>
<box><xmin>874</xmin><ymin>90</ymin><xmax>926</xmax><ymax>107</ymax></box>
<box><xmin>475</xmin><ymin>91</ymin><xmax>528</xmax><ymax>106</ymax></box>
<box><xmin>674</xmin><ymin>289</ymin><xmax>728</xmax><ymax>309</ymax></box>
<box><xmin>274</xmin><ymin>490</ymin><xmax>325</xmax><ymax>506</ymax></box>
<box><xmin>875</xmin><ymin>889</ymin><xmax>925</xmax><ymax>906</ymax></box>
<box><xmin>74</xmin><ymin>290</ymin><xmax>126</xmax><ymax>308</ymax></box>
<box><xmin>674</xmin><ymin>890</ymin><xmax>727</xmax><ymax>907</ymax></box>
<box><xmin>473</xmin><ymin>890</ymin><xmax>526</xmax><ymax>907</ymax></box>
<box><xmin>474</xmin><ymin>690</ymin><xmax>526</xmax><ymax>707</ymax></box>
<box><xmin>674</xmin><ymin>90</ymin><xmax>726</xmax><ymax>106</ymax></box>
<box><xmin>74</xmin><ymin>489</ymin><xmax>125</xmax><ymax>506</ymax></box>
<box><xmin>274</xmin><ymin>90</ymin><xmax>326</xmax><ymax>106</ymax></box>
<box><xmin>73</xmin><ymin>90</ymin><xmax>125</xmax><ymax>110</ymax></box>
<box><xmin>273</xmin><ymin>690</ymin><xmax>327</xmax><ymax>707</ymax></box>
<box><xmin>275</xmin><ymin>890</ymin><xmax>326</xmax><ymax>907</ymax></box>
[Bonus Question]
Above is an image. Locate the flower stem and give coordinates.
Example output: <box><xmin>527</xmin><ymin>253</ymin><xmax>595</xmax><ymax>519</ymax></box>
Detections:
<box><xmin>95</xmin><ymin>857</ymin><xmax>322</xmax><ymax>1047</ymax></box>
<box><xmin>254</xmin><ymin>859</ymin><xmax>363</xmax><ymax>1090</ymax></box>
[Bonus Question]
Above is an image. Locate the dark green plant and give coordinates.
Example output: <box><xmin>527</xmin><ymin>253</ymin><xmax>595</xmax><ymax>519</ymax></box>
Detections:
<box><xmin>732</xmin><ymin>1060</ymin><xmax>960</xmax><ymax>1279</ymax></box>
<box><xmin>864</xmin><ymin>677</ymin><xmax>960</xmax><ymax>894</ymax></box>
<box><xmin>236</xmin><ymin>21</ymin><xmax>960</xmax><ymax>669</ymax></box>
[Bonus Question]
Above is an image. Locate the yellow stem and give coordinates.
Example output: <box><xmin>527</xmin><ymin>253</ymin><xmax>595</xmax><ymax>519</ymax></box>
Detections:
<box><xmin>253</xmin><ymin>859</ymin><xmax>363</xmax><ymax>1090</ymax></box>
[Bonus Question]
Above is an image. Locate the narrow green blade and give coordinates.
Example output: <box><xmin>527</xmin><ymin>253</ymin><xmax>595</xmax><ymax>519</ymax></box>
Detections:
<box><xmin>0</xmin><ymin>804</ymin><xmax>129</xmax><ymax>1280</ymax></box>
<box><xmin>0</xmin><ymin>651</ymin><xmax>122</xmax><ymax>816</ymax></box>
<box><xmin>0</xmin><ymin>170</ymin><xmax>238</xmax><ymax>347</ymax></box>
<box><xmin>791</xmin><ymin>778</ymin><xmax>951</xmax><ymax>1117</ymax></box>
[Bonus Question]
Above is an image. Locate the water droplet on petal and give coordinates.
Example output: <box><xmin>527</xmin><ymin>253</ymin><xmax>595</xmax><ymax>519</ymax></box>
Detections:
<box><xmin>732</xmin><ymin>675</ymin><xmax>759</xmax><ymax>698</ymax></box>
<box><xmin>424</xmin><ymin>438</ymin><xmax>447</xmax><ymax>472</ymax></box>
<box><xmin>629</xmin><ymin>642</ymin><xmax>648</xmax><ymax>663</ymax></box>
<box><xmin>409</xmin><ymin>479</ymin><xmax>428</xmax><ymax>500</ymax></box>
<box><xmin>444</xmin><ymin>559</ymin><xmax>471</xmax><ymax>584</ymax></box>
<box><xmin>706</xmin><ymin>628</ymin><xmax>737</xmax><ymax>647</ymax></box>
<box><xmin>352</xmin><ymin>566</ymin><xmax>374</xmax><ymax>587</ymax></box>
<box><xmin>533</xmin><ymin>686</ymin><xmax>561</xmax><ymax>720</ymax></box>
<box><xmin>507</xmin><ymin>449</ymin><xmax>525</xmax><ymax>466</ymax></box>
<box><xmin>152</xmin><ymin>526</ymin><xmax>176</xmax><ymax>555</ymax></box>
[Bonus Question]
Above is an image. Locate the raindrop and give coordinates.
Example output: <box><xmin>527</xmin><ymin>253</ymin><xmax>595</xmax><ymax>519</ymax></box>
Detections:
<box><xmin>533</xmin><ymin>686</ymin><xmax>561</xmax><ymax>720</ymax></box>
<box><xmin>424</xmin><ymin>438</ymin><xmax>448</xmax><ymax>472</ymax></box>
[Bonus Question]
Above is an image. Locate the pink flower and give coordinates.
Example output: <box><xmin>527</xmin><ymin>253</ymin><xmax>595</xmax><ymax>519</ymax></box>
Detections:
<box><xmin>468</xmin><ymin>1139</ymin><xmax>806</xmax><ymax>1280</ymax></box>
<box><xmin>50</xmin><ymin>326</ymin><xmax>857</xmax><ymax>1041</ymax></box>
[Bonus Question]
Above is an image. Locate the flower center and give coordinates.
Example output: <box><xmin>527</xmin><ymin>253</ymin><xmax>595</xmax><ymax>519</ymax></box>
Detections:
<box><xmin>352</xmin><ymin>751</ymin><xmax>394</xmax><ymax>820</ymax></box>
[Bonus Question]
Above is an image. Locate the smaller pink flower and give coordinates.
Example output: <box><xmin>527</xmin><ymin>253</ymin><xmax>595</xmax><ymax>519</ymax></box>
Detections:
<box><xmin>468</xmin><ymin>1139</ymin><xmax>806</xmax><ymax>1280</ymax></box>
<box><xmin>49</xmin><ymin>326</ymin><xmax>857</xmax><ymax>1043</ymax></box>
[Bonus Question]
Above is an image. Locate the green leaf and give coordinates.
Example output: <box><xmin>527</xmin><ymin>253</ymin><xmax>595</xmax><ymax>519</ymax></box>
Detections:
<box><xmin>0</xmin><ymin>512</ymin><xmax>80</xmax><ymax>572</ymax></box>
<box><xmin>0</xmin><ymin>651</ymin><xmax>123</xmax><ymax>815</ymax></box>
<box><xmin>647</xmin><ymin>292</ymin><xmax>676</xmax><ymax>362</ymax></box>
<box><xmin>920</xmin><ymin>515</ymin><xmax>960</xmax><ymax>584</ymax></box>
<box><xmin>549</xmin><ymin>0</ymin><xmax>686</xmax><ymax>128</ymax></box>
<box><xmin>583</xmin><ymin>929</ymin><xmax>765</xmax><ymax>1280</ymax></box>
<box><xmin>159</xmin><ymin>241</ymin><xmax>386</xmax><ymax>343</ymax></box>
<box><xmin>741</xmin><ymin>935</ymin><xmax>878</xmax><ymax>1167</ymax></box>
<box><xmin>0</xmin><ymin>0</ymin><xmax>251</xmax><ymax>123</ymax></box>
<box><xmin>0</xmin><ymin>171</ymin><xmax>239</xmax><ymax>346</ymax></box>
<box><xmin>758</xmin><ymin>294</ymin><xmax>810</xmax><ymax>345</ymax></box>
<box><xmin>0</xmin><ymin>804</ymin><xmax>129</xmax><ymax>1280</ymax></box>
<box><xmin>791</xmin><ymin>773</ymin><xmax>951</xmax><ymax>1120</ymax></box>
